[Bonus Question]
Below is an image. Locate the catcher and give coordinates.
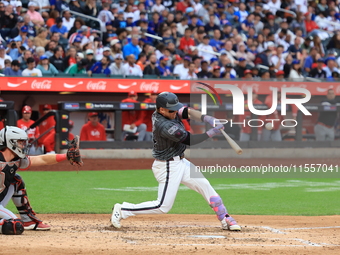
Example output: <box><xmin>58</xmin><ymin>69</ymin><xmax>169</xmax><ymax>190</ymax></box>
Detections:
<box><xmin>0</xmin><ymin>126</ymin><xmax>82</xmax><ymax>235</ymax></box>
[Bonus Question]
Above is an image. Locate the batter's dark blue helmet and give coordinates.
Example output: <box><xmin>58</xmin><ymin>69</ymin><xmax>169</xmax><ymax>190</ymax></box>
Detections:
<box><xmin>156</xmin><ymin>92</ymin><xmax>183</xmax><ymax>111</ymax></box>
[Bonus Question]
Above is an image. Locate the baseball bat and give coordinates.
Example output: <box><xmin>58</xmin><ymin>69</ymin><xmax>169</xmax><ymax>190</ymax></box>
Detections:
<box><xmin>220</xmin><ymin>129</ymin><xmax>243</xmax><ymax>155</ymax></box>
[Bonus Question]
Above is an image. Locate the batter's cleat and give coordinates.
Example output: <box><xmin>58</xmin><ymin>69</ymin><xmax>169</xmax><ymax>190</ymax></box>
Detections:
<box><xmin>23</xmin><ymin>221</ymin><xmax>51</xmax><ymax>231</ymax></box>
<box><xmin>221</xmin><ymin>215</ymin><xmax>241</xmax><ymax>231</ymax></box>
<box><xmin>111</xmin><ymin>203</ymin><xmax>122</xmax><ymax>228</ymax></box>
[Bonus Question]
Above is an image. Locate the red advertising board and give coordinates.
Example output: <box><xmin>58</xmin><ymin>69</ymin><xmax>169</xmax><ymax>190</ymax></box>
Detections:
<box><xmin>1</xmin><ymin>77</ymin><xmax>337</xmax><ymax>95</ymax></box>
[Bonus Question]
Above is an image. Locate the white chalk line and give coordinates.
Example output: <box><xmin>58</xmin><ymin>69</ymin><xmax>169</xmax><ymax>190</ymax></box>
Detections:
<box><xmin>281</xmin><ymin>226</ymin><xmax>340</xmax><ymax>230</ymax></box>
<box><xmin>261</xmin><ymin>226</ymin><xmax>287</xmax><ymax>234</ymax></box>
<box><xmin>93</xmin><ymin>180</ymin><xmax>340</xmax><ymax>192</ymax></box>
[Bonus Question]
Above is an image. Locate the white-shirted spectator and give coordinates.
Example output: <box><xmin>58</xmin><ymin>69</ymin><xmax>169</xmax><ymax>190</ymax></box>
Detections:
<box><xmin>173</xmin><ymin>56</ymin><xmax>191</xmax><ymax>77</ymax></box>
<box><xmin>109</xmin><ymin>53</ymin><xmax>125</xmax><ymax>75</ymax></box>
<box><xmin>180</xmin><ymin>62</ymin><xmax>197</xmax><ymax>79</ymax></box>
<box><xmin>62</xmin><ymin>10</ymin><xmax>75</xmax><ymax>32</ymax></box>
<box><xmin>264</xmin><ymin>0</ymin><xmax>281</xmax><ymax>15</ymax></box>
<box><xmin>295</xmin><ymin>0</ymin><xmax>308</xmax><ymax>14</ymax></box>
<box><xmin>97</xmin><ymin>3</ymin><xmax>115</xmax><ymax>25</ymax></box>
<box><xmin>197</xmin><ymin>35</ymin><xmax>215</xmax><ymax>62</ymax></box>
<box><xmin>22</xmin><ymin>57</ymin><xmax>42</xmax><ymax>76</ymax></box>
<box><xmin>151</xmin><ymin>0</ymin><xmax>165</xmax><ymax>14</ymax></box>
<box><xmin>123</xmin><ymin>54</ymin><xmax>143</xmax><ymax>77</ymax></box>
<box><xmin>0</xmin><ymin>44</ymin><xmax>12</xmax><ymax>70</ymax></box>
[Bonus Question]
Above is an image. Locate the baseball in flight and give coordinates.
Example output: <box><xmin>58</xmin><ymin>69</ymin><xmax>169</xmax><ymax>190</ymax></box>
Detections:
<box><xmin>265</xmin><ymin>123</ymin><xmax>273</xmax><ymax>130</ymax></box>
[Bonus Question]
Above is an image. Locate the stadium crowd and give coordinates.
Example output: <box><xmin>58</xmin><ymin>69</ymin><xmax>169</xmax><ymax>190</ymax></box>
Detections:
<box><xmin>0</xmin><ymin>0</ymin><xmax>340</xmax><ymax>80</ymax></box>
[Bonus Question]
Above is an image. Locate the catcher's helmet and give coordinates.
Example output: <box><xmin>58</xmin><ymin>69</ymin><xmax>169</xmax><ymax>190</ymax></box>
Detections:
<box><xmin>156</xmin><ymin>92</ymin><xmax>183</xmax><ymax>111</ymax></box>
<box><xmin>0</xmin><ymin>126</ymin><xmax>29</xmax><ymax>158</ymax></box>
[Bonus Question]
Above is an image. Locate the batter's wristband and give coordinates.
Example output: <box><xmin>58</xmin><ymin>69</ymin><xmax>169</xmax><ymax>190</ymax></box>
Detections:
<box><xmin>201</xmin><ymin>114</ymin><xmax>206</xmax><ymax>122</ymax></box>
<box><xmin>56</xmin><ymin>154</ymin><xmax>67</xmax><ymax>162</ymax></box>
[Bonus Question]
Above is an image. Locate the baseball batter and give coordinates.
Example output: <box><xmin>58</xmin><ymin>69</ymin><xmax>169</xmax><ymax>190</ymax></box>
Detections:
<box><xmin>111</xmin><ymin>92</ymin><xmax>241</xmax><ymax>231</ymax></box>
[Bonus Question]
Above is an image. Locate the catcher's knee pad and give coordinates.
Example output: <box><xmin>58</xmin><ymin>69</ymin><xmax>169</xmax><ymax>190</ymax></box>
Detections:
<box><xmin>0</xmin><ymin>219</ymin><xmax>24</xmax><ymax>235</ymax></box>
<box><xmin>209</xmin><ymin>196</ymin><xmax>227</xmax><ymax>221</ymax></box>
<box><xmin>12</xmin><ymin>175</ymin><xmax>40</xmax><ymax>223</ymax></box>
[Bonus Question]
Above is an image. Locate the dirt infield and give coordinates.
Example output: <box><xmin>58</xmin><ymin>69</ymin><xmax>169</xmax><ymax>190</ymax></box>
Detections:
<box><xmin>1</xmin><ymin>214</ymin><xmax>339</xmax><ymax>255</ymax></box>
<box><xmin>12</xmin><ymin>158</ymin><xmax>339</xmax><ymax>254</ymax></box>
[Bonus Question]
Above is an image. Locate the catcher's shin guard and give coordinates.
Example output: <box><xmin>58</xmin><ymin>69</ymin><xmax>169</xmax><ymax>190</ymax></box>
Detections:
<box><xmin>12</xmin><ymin>174</ymin><xmax>41</xmax><ymax>223</ymax></box>
<box><xmin>0</xmin><ymin>218</ymin><xmax>24</xmax><ymax>235</ymax></box>
<box><xmin>209</xmin><ymin>196</ymin><xmax>227</xmax><ymax>221</ymax></box>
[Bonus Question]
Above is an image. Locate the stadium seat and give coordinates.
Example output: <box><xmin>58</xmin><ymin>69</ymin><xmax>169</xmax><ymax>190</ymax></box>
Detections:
<box><xmin>160</xmin><ymin>76</ymin><xmax>177</xmax><ymax>79</ymax></box>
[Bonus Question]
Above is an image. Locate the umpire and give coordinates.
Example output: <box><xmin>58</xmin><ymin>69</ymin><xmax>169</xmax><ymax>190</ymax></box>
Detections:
<box><xmin>111</xmin><ymin>92</ymin><xmax>241</xmax><ymax>231</ymax></box>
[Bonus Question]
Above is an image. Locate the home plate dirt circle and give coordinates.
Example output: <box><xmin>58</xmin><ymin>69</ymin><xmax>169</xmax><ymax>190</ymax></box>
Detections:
<box><xmin>2</xmin><ymin>214</ymin><xmax>340</xmax><ymax>255</ymax></box>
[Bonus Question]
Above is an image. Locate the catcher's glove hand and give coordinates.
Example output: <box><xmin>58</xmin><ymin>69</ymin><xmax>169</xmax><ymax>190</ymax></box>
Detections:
<box><xmin>67</xmin><ymin>135</ymin><xmax>83</xmax><ymax>167</ymax></box>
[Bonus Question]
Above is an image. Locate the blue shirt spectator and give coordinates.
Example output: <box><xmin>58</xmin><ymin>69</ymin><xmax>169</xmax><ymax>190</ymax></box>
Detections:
<box><xmin>90</xmin><ymin>56</ymin><xmax>111</xmax><ymax>75</ymax></box>
<box><xmin>123</xmin><ymin>37</ymin><xmax>141</xmax><ymax>60</ymax></box>
<box><xmin>4</xmin><ymin>60</ymin><xmax>22</xmax><ymax>76</ymax></box>
<box><xmin>50</xmin><ymin>18</ymin><xmax>68</xmax><ymax>37</ymax></box>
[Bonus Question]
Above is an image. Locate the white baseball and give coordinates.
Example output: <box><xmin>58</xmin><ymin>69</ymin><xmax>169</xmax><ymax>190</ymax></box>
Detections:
<box><xmin>265</xmin><ymin>123</ymin><xmax>273</xmax><ymax>130</ymax></box>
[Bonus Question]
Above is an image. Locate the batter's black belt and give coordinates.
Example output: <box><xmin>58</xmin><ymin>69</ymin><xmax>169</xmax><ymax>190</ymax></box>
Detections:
<box><xmin>156</xmin><ymin>153</ymin><xmax>185</xmax><ymax>162</ymax></box>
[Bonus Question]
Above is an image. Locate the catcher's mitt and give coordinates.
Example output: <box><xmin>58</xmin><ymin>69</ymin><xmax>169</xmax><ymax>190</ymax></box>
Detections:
<box><xmin>67</xmin><ymin>135</ymin><xmax>83</xmax><ymax>167</ymax></box>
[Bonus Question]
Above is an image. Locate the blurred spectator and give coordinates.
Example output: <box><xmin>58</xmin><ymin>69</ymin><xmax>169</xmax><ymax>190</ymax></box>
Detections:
<box><xmin>84</xmin><ymin>0</ymin><xmax>98</xmax><ymax>17</ymax></box>
<box><xmin>121</xmin><ymin>91</ymin><xmax>149</xmax><ymax>141</ymax></box>
<box><xmin>211</xmin><ymin>65</ymin><xmax>221</xmax><ymax>78</ymax></box>
<box><xmin>243</xmin><ymin>69</ymin><xmax>253</xmax><ymax>80</ymax></box>
<box><xmin>314</xmin><ymin>89</ymin><xmax>339</xmax><ymax>141</ymax></box>
<box><xmin>84</xmin><ymin>49</ymin><xmax>96</xmax><ymax>71</ymax></box>
<box><xmin>18</xmin><ymin>50</ymin><xmax>32</xmax><ymax>70</ymax></box>
<box><xmin>70</xmin><ymin>0</ymin><xmax>84</xmax><ymax>13</ymax></box>
<box><xmin>275</xmin><ymin>70</ymin><xmax>286</xmax><ymax>81</ymax></box>
<box><xmin>17</xmin><ymin>105</ymin><xmax>41</xmax><ymax>155</ymax></box>
<box><xmin>178</xmin><ymin>27</ymin><xmax>194</xmax><ymax>55</ymax></box>
<box><xmin>235</xmin><ymin>58</ymin><xmax>252</xmax><ymax>78</ymax></box>
<box><xmin>65</xmin><ymin>58</ymin><xmax>87</xmax><ymax>74</ymax></box>
<box><xmin>68</xmin><ymin>18</ymin><xmax>85</xmax><ymax>39</ymax></box>
<box><xmin>44</xmin><ymin>41</ymin><xmax>56</xmax><ymax>58</ymax></box>
<box><xmin>289</xmin><ymin>59</ymin><xmax>304</xmax><ymax>81</ymax></box>
<box><xmin>174</xmin><ymin>55</ymin><xmax>190</xmax><ymax>77</ymax></box>
<box><xmin>288</xmin><ymin>36</ymin><xmax>302</xmax><ymax>59</ymax></box>
<box><xmin>0</xmin><ymin>4</ymin><xmax>17</xmax><ymax>29</ymax></box>
<box><xmin>109</xmin><ymin>53</ymin><xmax>125</xmax><ymax>75</ymax></box>
<box><xmin>88</xmin><ymin>55</ymin><xmax>111</xmax><ymax>76</ymax></box>
<box><xmin>236</xmin><ymin>42</ymin><xmax>255</xmax><ymax>66</ymax></box>
<box><xmin>98</xmin><ymin>3</ymin><xmax>115</xmax><ymax>24</ymax></box>
<box><xmin>323</xmin><ymin>57</ymin><xmax>340</xmax><ymax>78</ymax></box>
<box><xmin>62</xmin><ymin>10</ymin><xmax>75</xmax><ymax>32</ymax></box>
<box><xmin>123</xmin><ymin>35</ymin><xmax>141</xmax><ymax>60</ymax></box>
<box><xmin>80</xmin><ymin>112</ymin><xmax>107</xmax><ymax>141</ymax></box>
<box><xmin>304</xmin><ymin>12</ymin><xmax>319</xmax><ymax>33</ymax></box>
<box><xmin>140</xmin><ymin>90</ymin><xmax>157</xmax><ymax>140</ymax></box>
<box><xmin>197</xmin><ymin>60</ymin><xmax>212</xmax><ymax>78</ymax></box>
<box><xmin>49</xmin><ymin>46</ymin><xmax>65</xmax><ymax>72</ymax></box>
<box><xmin>33</xmin><ymin>27</ymin><xmax>49</xmax><ymax>48</ymax></box>
<box><xmin>13</xmin><ymin>25</ymin><xmax>29</xmax><ymax>48</ymax></box>
<box><xmin>22</xmin><ymin>57</ymin><xmax>42</xmax><ymax>76</ymax></box>
<box><xmin>326</xmin><ymin>32</ymin><xmax>340</xmax><ymax>50</ymax></box>
<box><xmin>63</xmin><ymin>46</ymin><xmax>77</xmax><ymax>69</ymax></box>
<box><xmin>180</xmin><ymin>62</ymin><xmax>197</xmax><ymax>79</ymax></box>
<box><xmin>46</xmin><ymin>10</ymin><xmax>59</xmax><ymax>28</ymax></box>
<box><xmin>36</xmin><ymin>55</ymin><xmax>59</xmax><ymax>75</ymax></box>
<box><xmin>4</xmin><ymin>59</ymin><xmax>21</xmax><ymax>76</ymax></box>
<box><xmin>143</xmin><ymin>54</ymin><xmax>160</xmax><ymax>76</ymax></box>
<box><xmin>303</xmin><ymin>47</ymin><xmax>318</xmax><ymax>73</ymax></box>
<box><xmin>50</xmin><ymin>17</ymin><xmax>68</xmax><ymax>39</ymax></box>
<box><xmin>197</xmin><ymin>35</ymin><xmax>215</xmax><ymax>62</ymax></box>
<box><xmin>27</xmin><ymin>2</ymin><xmax>44</xmax><ymax>27</ymax></box>
<box><xmin>158</xmin><ymin>56</ymin><xmax>171</xmax><ymax>76</ymax></box>
<box><xmin>309</xmin><ymin>58</ymin><xmax>327</xmax><ymax>78</ymax></box>
<box><xmin>123</xmin><ymin>54</ymin><xmax>143</xmax><ymax>77</ymax></box>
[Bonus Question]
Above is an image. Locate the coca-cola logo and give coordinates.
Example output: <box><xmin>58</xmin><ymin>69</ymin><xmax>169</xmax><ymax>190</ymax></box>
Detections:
<box><xmin>140</xmin><ymin>82</ymin><xmax>159</xmax><ymax>91</ymax></box>
<box><xmin>31</xmin><ymin>80</ymin><xmax>52</xmax><ymax>89</ymax></box>
<box><xmin>87</xmin><ymin>81</ymin><xmax>107</xmax><ymax>90</ymax></box>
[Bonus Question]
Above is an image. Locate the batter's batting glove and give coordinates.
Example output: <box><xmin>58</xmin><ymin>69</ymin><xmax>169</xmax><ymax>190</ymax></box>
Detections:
<box><xmin>206</xmin><ymin>124</ymin><xmax>224</xmax><ymax>138</ymax></box>
<box><xmin>203</xmin><ymin>115</ymin><xmax>222</xmax><ymax>127</ymax></box>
